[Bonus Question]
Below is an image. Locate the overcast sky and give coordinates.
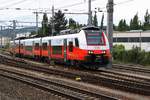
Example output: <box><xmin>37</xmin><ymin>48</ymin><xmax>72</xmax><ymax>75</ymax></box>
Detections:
<box><xmin>0</xmin><ymin>0</ymin><xmax>149</xmax><ymax>27</ymax></box>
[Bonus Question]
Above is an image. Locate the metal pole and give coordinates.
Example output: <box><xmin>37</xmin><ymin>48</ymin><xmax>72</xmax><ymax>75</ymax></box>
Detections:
<box><xmin>13</xmin><ymin>20</ymin><xmax>16</xmax><ymax>57</ymax></box>
<box><xmin>42</xmin><ymin>13</ymin><xmax>45</xmax><ymax>36</ymax></box>
<box><xmin>88</xmin><ymin>0</ymin><xmax>92</xmax><ymax>26</ymax></box>
<box><xmin>139</xmin><ymin>31</ymin><xmax>142</xmax><ymax>49</ymax></box>
<box><xmin>107</xmin><ymin>0</ymin><xmax>114</xmax><ymax>68</ymax></box>
<box><xmin>100</xmin><ymin>13</ymin><xmax>104</xmax><ymax>30</ymax></box>
<box><xmin>0</xmin><ymin>26</ymin><xmax>2</xmax><ymax>48</ymax></box>
<box><xmin>51</xmin><ymin>5</ymin><xmax>55</xmax><ymax>36</ymax></box>
<box><xmin>35</xmin><ymin>12</ymin><xmax>38</xmax><ymax>34</ymax></box>
<box><xmin>0</xmin><ymin>35</ymin><xmax>2</xmax><ymax>48</ymax></box>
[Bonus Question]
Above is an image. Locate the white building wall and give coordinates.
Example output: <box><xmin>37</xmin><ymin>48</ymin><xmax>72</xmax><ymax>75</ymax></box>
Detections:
<box><xmin>113</xmin><ymin>31</ymin><xmax>150</xmax><ymax>51</ymax></box>
<box><xmin>0</xmin><ymin>37</ymin><xmax>11</xmax><ymax>47</ymax></box>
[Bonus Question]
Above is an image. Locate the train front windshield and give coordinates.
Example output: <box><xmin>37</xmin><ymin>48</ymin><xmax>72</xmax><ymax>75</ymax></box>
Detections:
<box><xmin>85</xmin><ymin>30</ymin><xmax>104</xmax><ymax>45</ymax></box>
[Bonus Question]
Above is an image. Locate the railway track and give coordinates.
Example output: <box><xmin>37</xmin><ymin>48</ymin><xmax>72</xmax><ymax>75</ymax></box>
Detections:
<box><xmin>0</xmin><ymin>54</ymin><xmax>150</xmax><ymax>96</ymax></box>
<box><xmin>96</xmin><ymin>68</ymin><xmax>150</xmax><ymax>84</ymax></box>
<box><xmin>113</xmin><ymin>64</ymin><xmax>150</xmax><ymax>75</ymax></box>
<box><xmin>1</xmin><ymin>50</ymin><xmax>150</xmax><ymax>75</ymax></box>
<box><xmin>0</xmin><ymin>66</ymin><xmax>117</xmax><ymax>100</ymax></box>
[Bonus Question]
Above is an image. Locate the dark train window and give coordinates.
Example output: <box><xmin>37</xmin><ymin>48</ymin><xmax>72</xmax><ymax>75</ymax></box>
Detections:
<box><xmin>69</xmin><ymin>41</ymin><xmax>73</xmax><ymax>52</ymax></box>
<box><xmin>75</xmin><ymin>38</ymin><xmax>79</xmax><ymax>47</ymax></box>
<box><xmin>85</xmin><ymin>31</ymin><xmax>103</xmax><ymax>45</ymax></box>
<box><xmin>35</xmin><ymin>43</ymin><xmax>39</xmax><ymax>50</ymax></box>
<box><xmin>52</xmin><ymin>46</ymin><xmax>62</xmax><ymax>55</ymax></box>
<box><xmin>26</xmin><ymin>46</ymin><xmax>33</xmax><ymax>51</ymax></box>
<box><xmin>42</xmin><ymin>43</ymin><xmax>47</xmax><ymax>50</ymax></box>
<box><xmin>20</xmin><ymin>44</ymin><xmax>23</xmax><ymax>49</ymax></box>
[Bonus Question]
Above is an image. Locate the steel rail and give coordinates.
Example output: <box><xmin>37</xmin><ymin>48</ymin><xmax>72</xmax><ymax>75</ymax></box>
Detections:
<box><xmin>0</xmin><ymin>67</ymin><xmax>117</xmax><ymax>100</ymax></box>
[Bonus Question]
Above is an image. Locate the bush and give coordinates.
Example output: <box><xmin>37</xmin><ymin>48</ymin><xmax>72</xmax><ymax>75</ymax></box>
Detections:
<box><xmin>4</xmin><ymin>43</ymin><xmax>10</xmax><ymax>49</ymax></box>
<box><xmin>113</xmin><ymin>45</ymin><xmax>150</xmax><ymax>65</ymax></box>
<box><xmin>113</xmin><ymin>45</ymin><xmax>125</xmax><ymax>61</ymax></box>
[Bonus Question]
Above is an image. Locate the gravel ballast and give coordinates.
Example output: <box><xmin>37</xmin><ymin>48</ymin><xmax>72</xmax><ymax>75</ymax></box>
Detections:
<box><xmin>0</xmin><ymin>75</ymin><xmax>62</xmax><ymax>100</ymax></box>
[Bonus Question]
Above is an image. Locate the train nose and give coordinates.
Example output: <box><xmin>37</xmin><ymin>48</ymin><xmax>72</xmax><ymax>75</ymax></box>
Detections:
<box><xmin>85</xmin><ymin>54</ymin><xmax>109</xmax><ymax>64</ymax></box>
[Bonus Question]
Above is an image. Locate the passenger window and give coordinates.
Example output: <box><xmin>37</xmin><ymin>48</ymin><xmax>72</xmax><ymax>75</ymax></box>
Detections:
<box><xmin>52</xmin><ymin>46</ymin><xmax>62</xmax><ymax>55</ymax></box>
<box><xmin>20</xmin><ymin>44</ymin><xmax>23</xmax><ymax>49</ymax></box>
<box><xmin>42</xmin><ymin>43</ymin><xmax>47</xmax><ymax>50</ymax></box>
<box><xmin>75</xmin><ymin>38</ymin><xmax>79</xmax><ymax>47</ymax></box>
<box><xmin>35</xmin><ymin>43</ymin><xmax>39</xmax><ymax>50</ymax></box>
<box><xmin>69</xmin><ymin>41</ymin><xmax>73</xmax><ymax>52</ymax></box>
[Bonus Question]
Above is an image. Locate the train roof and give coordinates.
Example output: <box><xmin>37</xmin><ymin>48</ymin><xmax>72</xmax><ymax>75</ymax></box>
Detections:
<box><xmin>81</xmin><ymin>26</ymin><xmax>100</xmax><ymax>30</ymax></box>
<box><xmin>14</xmin><ymin>26</ymin><xmax>101</xmax><ymax>41</ymax></box>
<box><xmin>42</xmin><ymin>30</ymin><xmax>82</xmax><ymax>41</ymax></box>
<box><xmin>13</xmin><ymin>30</ymin><xmax>83</xmax><ymax>42</ymax></box>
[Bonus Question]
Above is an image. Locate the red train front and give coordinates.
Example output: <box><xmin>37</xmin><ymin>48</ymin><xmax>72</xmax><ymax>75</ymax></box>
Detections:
<box><xmin>10</xmin><ymin>26</ymin><xmax>111</xmax><ymax>69</ymax></box>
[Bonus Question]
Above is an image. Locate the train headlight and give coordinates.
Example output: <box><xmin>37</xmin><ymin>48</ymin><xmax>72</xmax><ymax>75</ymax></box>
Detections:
<box><xmin>88</xmin><ymin>51</ymin><xmax>94</xmax><ymax>54</ymax></box>
<box><xmin>102</xmin><ymin>50</ymin><xmax>106</xmax><ymax>54</ymax></box>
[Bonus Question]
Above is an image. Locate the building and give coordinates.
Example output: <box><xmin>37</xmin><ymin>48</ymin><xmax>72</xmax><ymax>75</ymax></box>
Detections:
<box><xmin>113</xmin><ymin>30</ymin><xmax>150</xmax><ymax>51</ymax></box>
<box><xmin>0</xmin><ymin>36</ymin><xmax>11</xmax><ymax>48</ymax></box>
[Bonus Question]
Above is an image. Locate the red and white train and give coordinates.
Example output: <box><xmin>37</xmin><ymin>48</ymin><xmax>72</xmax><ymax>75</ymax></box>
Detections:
<box><xmin>10</xmin><ymin>26</ymin><xmax>111</xmax><ymax>69</ymax></box>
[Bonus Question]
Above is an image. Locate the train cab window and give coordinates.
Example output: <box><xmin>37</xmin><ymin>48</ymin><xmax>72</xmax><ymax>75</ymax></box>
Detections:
<box><xmin>85</xmin><ymin>30</ymin><xmax>104</xmax><ymax>45</ymax></box>
<box><xmin>75</xmin><ymin>38</ymin><xmax>79</xmax><ymax>47</ymax></box>
<box><xmin>35</xmin><ymin>43</ymin><xmax>39</xmax><ymax>50</ymax></box>
<box><xmin>69</xmin><ymin>41</ymin><xmax>73</xmax><ymax>52</ymax></box>
<box><xmin>42</xmin><ymin>43</ymin><xmax>47</xmax><ymax>50</ymax></box>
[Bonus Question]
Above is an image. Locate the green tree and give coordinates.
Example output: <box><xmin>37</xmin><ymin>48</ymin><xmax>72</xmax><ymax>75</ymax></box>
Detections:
<box><xmin>113</xmin><ymin>24</ymin><xmax>117</xmax><ymax>31</ymax></box>
<box><xmin>123</xmin><ymin>19</ymin><xmax>129</xmax><ymax>31</ymax></box>
<box><xmin>36</xmin><ymin>13</ymin><xmax>49</xmax><ymax>37</ymax></box>
<box><xmin>47</xmin><ymin>23</ymin><xmax>52</xmax><ymax>36</ymax></box>
<box><xmin>41</xmin><ymin>13</ymin><xmax>49</xmax><ymax>36</ymax></box>
<box><xmin>30</xmin><ymin>31</ymin><xmax>37</xmax><ymax>36</ymax></box>
<box><xmin>130</xmin><ymin>19</ymin><xmax>133</xmax><ymax>30</ymax></box>
<box><xmin>143</xmin><ymin>9</ymin><xmax>150</xmax><ymax>30</ymax></box>
<box><xmin>117</xmin><ymin>19</ymin><xmax>128</xmax><ymax>31</ymax></box>
<box><xmin>130</xmin><ymin>13</ymin><xmax>140</xmax><ymax>30</ymax></box>
<box><xmin>68</xmin><ymin>18</ymin><xmax>77</xmax><ymax>29</ymax></box>
<box><xmin>118</xmin><ymin>19</ymin><xmax>123</xmax><ymax>31</ymax></box>
<box><xmin>53</xmin><ymin>10</ymin><xmax>67</xmax><ymax>35</ymax></box>
<box><xmin>93</xmin><ymin>12</ymin><xmax>98</xmax><ymax>26</ymax></box>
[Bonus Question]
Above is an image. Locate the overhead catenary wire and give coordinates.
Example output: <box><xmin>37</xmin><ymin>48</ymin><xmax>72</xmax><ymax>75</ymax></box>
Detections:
<box><xmin>57</xmin><ymin>2</ymin><xmax>85</xmax><ymax>9</ymax></box>
<box><xmin>57</xmin><ymin>0</ymin><xmax>97</xmax><ymax>9</ymax></box>
<box><xmin>114</xmin><ymin>0</ymin><xmax>134</xmax><ymax>6</ymax></box>
<box><xmin>0</xmin><ymin>0</ymin><xmax>30</xmax><ymax>8</ymax></box>
<box><xmin>0</xmin><ymin>0</ymin><xmax>17</xmax><ymax>6</ymax></box>
<box><xmin>96</xmin><ymin>0</ymin><xmax>134</xmax><ymax>10</ymax></box>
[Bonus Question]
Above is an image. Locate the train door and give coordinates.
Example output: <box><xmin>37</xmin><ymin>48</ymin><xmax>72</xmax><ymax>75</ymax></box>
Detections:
<box><xmin>48</xmin><ymin>40</ymin><xmax>51</xmax><ymax>59</ymax></box>
<box><xmin>69</xmin><ymin>41</ymin><xmax>73</xmax><ymax>52</ymax></box>
<box><xmin>40</xmin><ymin>38</ymin><xmax>42</xmax><ymax>57</ymax></box>
<box><xmin>32</xmin><ymin>41</ymin><xmax>34</xmax><ymax>56</ymax></box>
<box><xmin>19</xmin><ymin>39</ymin><xmax>21</xmax><ymax>55</ymax></box>
<box><xmin>23</xmin><ymin>41</ymin><xmax>25</xmax><ymax>55</ymax></box>
<box><xmin>64</xmin><ymin>39</ymin><xmax>67</xmax><ymax>62</ymax></box>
